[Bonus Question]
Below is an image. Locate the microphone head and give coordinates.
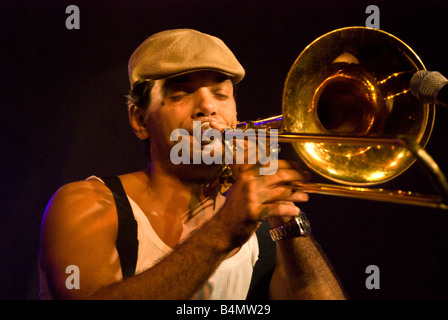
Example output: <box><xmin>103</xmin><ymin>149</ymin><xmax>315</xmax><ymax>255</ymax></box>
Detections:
<box><xmin>410</xmin><ymin>70</ymin><xmax>448</xmax><ymax>103</ymax></box>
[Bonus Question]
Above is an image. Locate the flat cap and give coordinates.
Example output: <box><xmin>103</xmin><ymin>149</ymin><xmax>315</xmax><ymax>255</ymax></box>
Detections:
<box><xmin>128</xmin><ymin>29</ymin><xmax>245</xmax><ymax>88</ymax></box>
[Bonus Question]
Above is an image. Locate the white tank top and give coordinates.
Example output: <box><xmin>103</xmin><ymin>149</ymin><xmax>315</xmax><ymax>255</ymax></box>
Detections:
<box><xmin>39</xmin><ymin>176</ymin><xmax>259</xmax><ymax>300</ymax></box>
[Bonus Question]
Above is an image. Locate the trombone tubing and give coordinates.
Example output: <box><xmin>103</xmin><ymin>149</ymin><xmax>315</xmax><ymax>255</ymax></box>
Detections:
<box><xmin>292</xmin><ymin>181</ymin><xmax>448</xmax><ymax>210</ymax></box>
<box><xmin>224</xmin><ymin>130</ymin><xmax>448</xmax><ymax>210</ymax></box>
<box><xmin>225</xmin><ymin>130</ymin><xmax>407</xmax><ymax>146</ymax></box>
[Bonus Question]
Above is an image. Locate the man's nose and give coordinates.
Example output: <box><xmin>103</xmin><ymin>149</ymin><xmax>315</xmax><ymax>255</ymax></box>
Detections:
<box><xmin>192</xmin><ymin>89</ymin><xmax>217</xmax><ymax>118</ymax></box>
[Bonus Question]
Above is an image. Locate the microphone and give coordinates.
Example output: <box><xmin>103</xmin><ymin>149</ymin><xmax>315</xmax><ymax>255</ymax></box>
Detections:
<box><xmin>410</xmin><ymin>70</ymin><xmax>448</xmax><ymax>108</ymax></box>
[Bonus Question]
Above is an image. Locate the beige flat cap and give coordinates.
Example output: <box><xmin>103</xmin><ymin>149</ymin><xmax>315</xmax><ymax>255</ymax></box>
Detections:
<box><xmin>128</xmin><ymin>29</ymin><xmax>245</xmax><ymax>88</ymax></box>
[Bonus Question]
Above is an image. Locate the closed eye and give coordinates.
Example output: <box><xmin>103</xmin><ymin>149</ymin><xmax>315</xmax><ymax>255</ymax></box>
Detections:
<box><xmin>213</xmin><ymin>92</ymin><xmax>229</xmax><ymax>100</ymax></box>
<box><xmin>168</xmin><ymin>92</ymin><xmax>190</xmax><ymax>102</ymax></box>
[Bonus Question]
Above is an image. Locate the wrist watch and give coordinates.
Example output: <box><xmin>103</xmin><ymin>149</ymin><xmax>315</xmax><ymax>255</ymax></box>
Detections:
<box><xmin>269</xmin><ymin>212</ymin><xmax>311</xmax><ymax>241</ymax></box>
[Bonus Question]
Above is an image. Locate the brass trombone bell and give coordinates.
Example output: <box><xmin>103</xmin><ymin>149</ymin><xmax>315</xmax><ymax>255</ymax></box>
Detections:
<box><xmin>233</xmin><ymin>27</ymin><xmax>448</xmax><ymax>209</ymax></box>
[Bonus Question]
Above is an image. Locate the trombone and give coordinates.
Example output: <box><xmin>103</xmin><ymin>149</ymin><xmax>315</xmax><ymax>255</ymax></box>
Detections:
<box><xmin>225</xmin><ymin>27</ymin><xmax>448</xmax><ymax>210</ymax></box>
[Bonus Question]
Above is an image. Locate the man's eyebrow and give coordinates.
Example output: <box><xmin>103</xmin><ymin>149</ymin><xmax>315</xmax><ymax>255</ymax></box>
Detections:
<box><xmin>164</xmin><ymin>73</ymin><xmax>231</xmax><ymax>86</ymax></box>
<box><xmin>161</xmin><ymin>76</ymin><xmax>190</xmax><ymax>97</ymax></box>
<box><xmin>161</xmin><ymin>73</ymin><xmax>233</xmax><ymax>95</ymax></box>
<box><xmin>164</xmin><ymin>75</ymin><xmax>191</xmax><ymax>87</ymax></box>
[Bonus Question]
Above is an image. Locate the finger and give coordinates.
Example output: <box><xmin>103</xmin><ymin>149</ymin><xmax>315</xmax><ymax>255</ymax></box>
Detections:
<box><xmin>256</xmin><ymin>160</ymin><xmax>310</xmax><ymax>176</ymax></box>
<box><xmin>236</xmin><ymin>160</ymin><xmax>308</xmax><ymax>175</ymax></box>
<box><xmin>260</xmin><ymin>169</ymin><xmax>311</xmax><ymax>188</ymax></box>
<box><xmin>229</xmin><ymin>163</ymin><xmax>259</xmax><ymax>179</ymax></box>
<box><xmin>230</xmin><ymin>164</ymin><xmax>310</xmax><ymax>194</ymax></box>
<box><xmin>270</xmin><ymin>160</ymin><xmax>303</xmax><ymax>170</ymax></box>
<box><xmin>263</xmin><ymin>201</ymin><xmax>301</xmax><ymax>219</ymax></box>
<box><xmin>260</xmin><ymin>186</ymin><xmax>309</xmax><ymax>204</ymax></box>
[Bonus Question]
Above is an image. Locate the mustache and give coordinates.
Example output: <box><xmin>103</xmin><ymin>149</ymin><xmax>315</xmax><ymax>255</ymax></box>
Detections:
<box><xmin>185</xmin><ymin>119</ymin><xmax>220</xmax><ymax>135</ymax></box>
<box><xmin>183</xmin><ymin>120</ymin><xmax>229</xmax><ymax>147</ymax></box>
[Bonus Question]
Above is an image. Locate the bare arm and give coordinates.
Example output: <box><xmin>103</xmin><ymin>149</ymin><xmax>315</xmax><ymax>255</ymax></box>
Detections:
<box><xmin>268</xmin><ymin>217</ymin><xmax>346</xmax><ymax>300</ymax></box>
<box><xmin>90</xmin><ymin>214</ymin><xmax>234</xmax><ymax>300</ymax></box>
<box><xmin>40</xmin><ymin>180</ymin><xmax>235</xmax><ymax>300</ymax></box>
<box><xmin>271</xmin><ymin>237</ymin><xmax>347</xmax><ymax>300</ymax></box>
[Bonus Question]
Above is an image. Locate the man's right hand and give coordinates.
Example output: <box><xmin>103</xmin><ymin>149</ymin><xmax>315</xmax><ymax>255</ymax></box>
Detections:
<box><xmin>215</xmin><ymin>160</ymin><xmax>310</xmax><ymax>249</ymax></box>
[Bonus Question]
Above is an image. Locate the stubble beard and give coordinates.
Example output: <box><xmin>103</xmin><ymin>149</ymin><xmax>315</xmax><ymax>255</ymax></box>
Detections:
<box><xmin>164</xmin><ymin>160</ymin><xmax>225</xmax><ymax>186</ymax></box>
<box><xmin>151</xmin><ymin>127</ymin><xmax>227</xmax><ymax>187</ymax></box>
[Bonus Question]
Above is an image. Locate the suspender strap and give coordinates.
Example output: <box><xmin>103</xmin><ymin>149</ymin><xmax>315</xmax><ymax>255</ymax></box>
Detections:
<box><xmin>101</xmin><ymin>176</ymin><xmax>138</xmax><ymax>279</ymax></box>
<box><xmin>247</xmin><ymin>220</ymin><xmax>276</xmax><ymax>300</ymax></box>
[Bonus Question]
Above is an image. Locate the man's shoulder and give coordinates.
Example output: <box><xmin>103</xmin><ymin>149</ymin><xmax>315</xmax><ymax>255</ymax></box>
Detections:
<box><xmin>43</xmin><ymin>179</ymin><xmax>117</xmax><ymax>226</ymax></box>
<box><xmin>54</xmin><ymin>178</ymin><xmax>113</xmax><ymax>202</ymax></box>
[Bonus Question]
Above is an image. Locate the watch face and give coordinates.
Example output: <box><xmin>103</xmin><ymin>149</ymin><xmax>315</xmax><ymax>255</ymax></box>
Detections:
<box><xmin>298</xmin><ymin>212</ymin><xmax>311</xmax><ymax>235</ymax></box>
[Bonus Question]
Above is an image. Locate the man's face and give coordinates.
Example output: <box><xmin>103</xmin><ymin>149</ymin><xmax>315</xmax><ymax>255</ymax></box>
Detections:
<box><xmin>145</xmin><ymin>71</ymin><xmax>237</xmax><ymax>181</ymax></box>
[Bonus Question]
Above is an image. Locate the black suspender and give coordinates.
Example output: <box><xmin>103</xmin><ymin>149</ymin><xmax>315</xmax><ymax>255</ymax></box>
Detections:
<box><xmin>246</xmin><ymin>220</ymin><xmax>276</xmax><ymax>300</ymax></box>
<box><xmin>101</xmin><ymin>176</ymin><xmax>138</xmax><ymax>279</ymax></box>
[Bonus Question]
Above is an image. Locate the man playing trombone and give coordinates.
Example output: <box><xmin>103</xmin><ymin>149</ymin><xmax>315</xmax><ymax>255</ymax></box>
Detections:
<box><xmin>39</xmin><ymin>29</ymin><xmax>345</xmax><ymax>300</ymax></box>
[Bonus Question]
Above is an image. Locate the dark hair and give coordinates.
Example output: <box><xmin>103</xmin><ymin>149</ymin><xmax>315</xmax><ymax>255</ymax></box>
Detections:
<box><xmin>126</xmin><ymin>80</ymin><xmax>155</xmax><ymax>158</ymax></box>
<box><xmin>126</xmin><ymin>80</ymin><xmax>155</xmax><ymax>110</ymax></box>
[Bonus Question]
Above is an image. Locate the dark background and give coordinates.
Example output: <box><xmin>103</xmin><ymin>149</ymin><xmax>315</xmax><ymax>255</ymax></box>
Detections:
<box><xmin>1</xmin><ymin>0</ymin><xmax>448</xmax><ymax>300</ymax></box>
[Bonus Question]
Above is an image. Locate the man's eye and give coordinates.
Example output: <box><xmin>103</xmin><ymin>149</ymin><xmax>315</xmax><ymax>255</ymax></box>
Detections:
<box><xmin>213</xmin><ymin>92</ymin><xmax>229</xmax><ymax>100</ymax></box>
<box><xmin>169</xmin><ymin>93</ymin><xmax>189</xmax><ymax>101</ymax></box>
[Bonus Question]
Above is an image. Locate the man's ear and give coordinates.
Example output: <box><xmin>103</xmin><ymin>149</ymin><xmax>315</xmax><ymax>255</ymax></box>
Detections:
<box><xmin>128</xmin><ymin>104</ymin><xmax>150</xmax><ymax>140</ymax></box>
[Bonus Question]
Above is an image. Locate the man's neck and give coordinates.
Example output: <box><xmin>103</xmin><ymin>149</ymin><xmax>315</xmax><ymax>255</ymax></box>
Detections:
<box><xmin>146</xmin><ymin>163</ymin><xmax>224</xmax><ymax>214</ymax></box>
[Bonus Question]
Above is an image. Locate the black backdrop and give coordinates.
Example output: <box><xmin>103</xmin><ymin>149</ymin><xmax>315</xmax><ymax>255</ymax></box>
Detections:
<box><xmin>1</xmin><ymin>0</ymin><xmax>448</xmax><ymax>300</ymax></box>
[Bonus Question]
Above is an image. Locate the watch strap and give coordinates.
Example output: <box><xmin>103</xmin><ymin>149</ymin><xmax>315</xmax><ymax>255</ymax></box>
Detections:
<box><xmin>269</xmin><ymin>212</ymin><xmax>311</xmax><ymax>241</ymax></box>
